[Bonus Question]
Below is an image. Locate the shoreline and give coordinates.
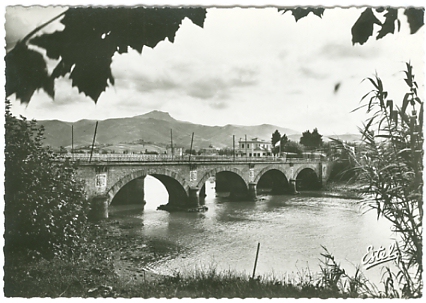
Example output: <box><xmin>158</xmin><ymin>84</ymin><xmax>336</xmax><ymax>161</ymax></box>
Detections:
<box><xmin>5</xmin><ymin>186</ymin><xmax>373</xmax><ymax>298</ymax></box>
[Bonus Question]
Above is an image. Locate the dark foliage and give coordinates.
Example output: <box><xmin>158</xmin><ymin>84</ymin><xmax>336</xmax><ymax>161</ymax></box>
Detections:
<box><xmin>351</xmin><ymin>8</ymin><xmax>382</xmax><ymax>45</ymax></box>
<box><xmin>271</xmin><ymin>130</ymin><xmax>281</xmax><ymax>155</ymax></box>
<box><xmin>279</xmin><ymin>7</ymin><xmax>325</xmax><ymax>21</ymax></box>
<box><xmin>271</xmin><ymin>130</ymin><xmax>281</xmax><ymax>147</ymax></box>
<box><xmin>284</xmin><ymin>6</ymin><xmax>424</xmax><ymax>45</ymax></box>
<box><xmin>282</xmin><ymin>140</ymin><xmax>304</xmax><ymax>156</ymax></box>
<box><xmin>5</xmin><ymin>42</ymin><xmax>54</xmax><ymax>104</ymax></box>
<box><xmin>404</xmin><ymin>8</ymin><xmax>425</xmax><ymax>34</ymax></box>
<box><xmin>4</xmin><ymin>102</ymin><xmax>89</xmax><ymax>259</ymax></box>
<box><xmin>6</xmin><ymin>7</ymin><xmax>207</xmax><ymax>104</ymax></box>
<box><xmin>271</xmin><ymin>130</ymin><xmax>289</xmax><ymax>155</ymax></box>
<box><xmin>300</xmin><ymin>128</ymin><xmax>323</xmax><ymax>149</ymax></box>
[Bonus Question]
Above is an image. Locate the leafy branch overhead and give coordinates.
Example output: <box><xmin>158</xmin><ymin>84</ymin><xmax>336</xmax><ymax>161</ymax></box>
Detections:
<box><xmin>5</xmin><ymin>7</ymin><xmax>207</xmax><ymax>104</ymax></box>
<box><xmin>5</xmin><ymin>6</ymin><xmax>424</xmax><ymax>105</ymax></box>
<box><xmin>281</xmin><ymin>7</ymin><xmax>424</xmax><ymax>45</ymax></box>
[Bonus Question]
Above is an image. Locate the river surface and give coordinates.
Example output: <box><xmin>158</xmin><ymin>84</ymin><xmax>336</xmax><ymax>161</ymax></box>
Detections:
<box><xmin>109</xmin><ymin>176</ymin><xmax>395</xmax><ymax>287</ymax></box>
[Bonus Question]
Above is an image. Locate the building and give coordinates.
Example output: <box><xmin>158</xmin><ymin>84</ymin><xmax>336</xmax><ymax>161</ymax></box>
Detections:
<box><xmin>238</xmin><ymin>137</ymin><xmax>272</xmax><ymax>157</ymax></box>
<box><xmin>199</xmin><ymin>146</ymin><xmax>220</xmax><ymax>155</ymax></box>
<box><xmin>166</xmin><ymin>146</ymin><xmax>183</xmax><ymax>157</ymax></box>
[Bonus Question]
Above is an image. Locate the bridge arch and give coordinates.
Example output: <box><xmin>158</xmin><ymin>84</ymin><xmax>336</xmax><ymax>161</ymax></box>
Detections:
<box><xmin>294</xmin><ymin>167</ymin><xmax>321</xmax><ymax>190</ymax></box>
<box><xmin>197</xmin><ymin>167</ymin><xmax>249</xmax><ymax>200</ymax></box>
<box><xmin>107</xmin><ymin>168</ymin><xmax>189</xmax><ymax>206</ymax></box>
<box><xmin>255</xmin><ymin>167</ymin><xmax>290</xmax><ymax>194</ymax></box>
<box><xmin>197</xmin><ymin>167</ymin><xmax>248</xmax><ymax>189</ymax></box>
<box><xmin>253</xmin><ymin>165</ymin><xmax>290</xmax><ymax>184</ymax></box>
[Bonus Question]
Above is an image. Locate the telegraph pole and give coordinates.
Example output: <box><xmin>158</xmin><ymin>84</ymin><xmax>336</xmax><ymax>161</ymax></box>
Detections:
<box><xmin>233</xmin><ymin>135</ymin><xmax>235</xmax><ymax>161</ymax></box>
<box><xmin>189</xmin><ymin>132</ymin><xmax>194</xmax><ymax>163</ymax></box>
<box><xmin>89</xmin><ymin>121</ymin><xmax>98</xmax><ymax>163</ymax></box>
<box><xmin>279</xmin><ymin>135</ymin><xmax>281</xmax><ymax>157</ymax></box>
<box><xmin>71</xmin><ymin>124</ymin><xmax>74</xmax><ymax>161</ymax></box>
<box><xmin>170</xmin><ymin>129</ymin><xmax>174</xmax><ymax>160</ymax></box>
<box><xmin>245</xmin><ymin>134</ymin><xmax>247</xmax><ymax>161</ymax></box>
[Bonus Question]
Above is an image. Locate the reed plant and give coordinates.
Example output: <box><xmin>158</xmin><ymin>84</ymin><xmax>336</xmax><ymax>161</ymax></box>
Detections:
<box><xmin>335</xmin><ymin>62</ymin><xmax>423</xmax><ymax>297</ymax></box>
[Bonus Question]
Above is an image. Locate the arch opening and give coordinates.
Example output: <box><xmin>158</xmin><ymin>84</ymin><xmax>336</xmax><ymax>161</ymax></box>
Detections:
<box><xmin>215</xmin><ymin>171</ymin><xmax>248</xmax><ymax>201</ymax></box>
<box><xmin>110</xmin><ymin>177</ymin><xmax>146</xmax><ymax>206</ymax></box>
<box><xmin>110</xmin><ymin>174</ymin><xmax>188</xmax><ymax>208</ymax></box>
<box><xmin>296</xmin><ymin>168</ymin><xmax>321</xmax><ymax>191</ymax></box>
<box><xmin>151</xmin><ymin>174</ymin><xmax>188</xmax><ymax>206</ymax></box>
<box><xmin>257</xmin><ymin>169</ymin><xmax>290</xmax><ymax>195</ymax></box>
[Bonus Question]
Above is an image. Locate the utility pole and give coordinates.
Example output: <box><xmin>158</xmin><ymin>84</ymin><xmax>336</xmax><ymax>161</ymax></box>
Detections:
<box><xmin>245</xmin><ymin>134</ymin><xmax>248</xmax><ymax>162</ymax></box>
<box><xmin>71</xmin><ymin>124</ymin><xmax>74</xmax><ymax>161</ymax></box>
<box><xmin>89</xmin><ymin>121</ymin><xmax>98</xmax><ymax>163</ymax></box>
<box><xmin>170</xmin><ymin>129</ymin><xmax>174</xmax><ymax>160</ymax></box>
<box><xmin>189</xmin><ymin>132</ymin><xmax>194</xmax><ymax>163</ymax></box>
<box><xmin>233</xmin><ymin>135</ymin><xmax>235</xmax><ymax>161</ymax></box>
<box><xmin>279</xmin><ymin>135</ymin><xmax>281</xmax><ymax>158</ymax></box>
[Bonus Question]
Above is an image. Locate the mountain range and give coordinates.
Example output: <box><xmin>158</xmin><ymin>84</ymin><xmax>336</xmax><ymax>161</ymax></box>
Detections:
<box><xmin>37</xmin><ymin>110</ymin><xmax>361</xmax><ymax>150</ymax></box>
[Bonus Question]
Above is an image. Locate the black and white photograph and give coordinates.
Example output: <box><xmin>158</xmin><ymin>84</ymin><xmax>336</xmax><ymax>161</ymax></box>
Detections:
<box><xmin>2</xmin><ymin>0</ymin><xmax>424</xmax><ymax>298</ymax></box>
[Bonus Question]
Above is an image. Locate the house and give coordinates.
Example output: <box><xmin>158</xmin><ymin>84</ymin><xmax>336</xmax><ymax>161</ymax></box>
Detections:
<box><xmin>238</xmin><ymin>137</ymin><xmax>272</xmax><ymax>157</ymax></box>
<box><xmin>166</xmin><ymin>146</ymin><xmax>183</xmax><ymax>157</ymax></box>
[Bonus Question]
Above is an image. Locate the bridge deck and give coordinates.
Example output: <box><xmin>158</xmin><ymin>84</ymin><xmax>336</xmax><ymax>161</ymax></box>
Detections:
<box><xmin>63</xmin><ymin>153</ymin><xmax>325</xmax><ymax>164</ymax></box>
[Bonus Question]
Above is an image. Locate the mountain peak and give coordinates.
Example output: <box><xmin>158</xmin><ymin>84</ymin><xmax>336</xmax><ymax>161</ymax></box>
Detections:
<box><xmin>140</xmin><ymin>110</ymin><xmax>175</xmax><ymax>121</ymax></box>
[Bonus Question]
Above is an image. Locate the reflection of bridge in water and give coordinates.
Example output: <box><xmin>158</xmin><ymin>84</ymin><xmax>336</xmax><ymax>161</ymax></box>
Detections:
<box><xmin>72</xmin><ymin>154</ymin><xmax>333</xmax><ymax>219</ymax></box>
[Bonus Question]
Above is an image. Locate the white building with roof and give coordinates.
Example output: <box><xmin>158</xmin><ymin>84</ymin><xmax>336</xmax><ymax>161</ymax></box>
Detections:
<box><xmin>238</xmin><ymin>137</ymin><xmax>272</xmax><ymax>157</ymax></box>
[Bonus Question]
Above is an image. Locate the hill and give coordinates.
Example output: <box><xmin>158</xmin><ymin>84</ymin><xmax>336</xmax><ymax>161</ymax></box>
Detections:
<box><xmin>37</xmin><ymin>111</ymin><xmax>361</xmax><ymax>151</ymax></box>
<box><xmin>37</xmin><ymin>111</ymin><xmax>299</xmax><ymax>150</ymax></box>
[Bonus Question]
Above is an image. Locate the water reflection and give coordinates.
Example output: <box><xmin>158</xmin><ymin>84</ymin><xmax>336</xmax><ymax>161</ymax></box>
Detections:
<box><xmin>108</xmin><ymin>178</ymin><xmax>393</xmax><ymax>288</ymax></box>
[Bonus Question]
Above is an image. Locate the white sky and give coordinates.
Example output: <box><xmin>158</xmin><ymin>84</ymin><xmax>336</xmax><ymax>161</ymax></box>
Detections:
<box><xmin>3</xmin><ymin>1</ymin><xmax>425</xmax><ymax>134</ymax></box>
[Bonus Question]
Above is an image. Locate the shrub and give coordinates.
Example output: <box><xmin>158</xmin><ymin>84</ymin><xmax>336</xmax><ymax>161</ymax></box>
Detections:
<box><xmin>4</xmin><ymin>102</ymin><xmax>89</xmax><ymax>259</ymax></box>
<box><xmin>282</xmin><ymin>141</ymin><xmax>304</xmax><ymax>156</ymax></box>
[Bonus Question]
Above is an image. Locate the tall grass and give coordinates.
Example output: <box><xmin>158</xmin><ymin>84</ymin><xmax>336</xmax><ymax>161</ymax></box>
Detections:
<box><xmin>335</xmin><ymin>62</ymin><xmax>423</xmax><ymax>298</ymax></box>
<box><xmin>4</xmin><ymin>248</ymin><xmax>365</xmax><ymax>298</ymax></box>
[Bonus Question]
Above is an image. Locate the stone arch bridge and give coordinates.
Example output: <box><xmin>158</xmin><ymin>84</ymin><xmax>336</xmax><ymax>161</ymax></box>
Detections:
<box><xmin>73</xmin><ymin>154</ymin><xmax>333</xmax><ymax>219</ymax></box>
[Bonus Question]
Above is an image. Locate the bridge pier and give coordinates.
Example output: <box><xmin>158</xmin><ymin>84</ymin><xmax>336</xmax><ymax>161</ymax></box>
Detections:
<box><xmin>199</xmin><ymin>186</ymin><xmax>206</xmax><ymax>205</ymax></box>
<box><xmin>248</xmin><ymin>183</ymin><xmax>257</xmax><ymax>201</ymax></box>
<box><xmin>289</xmin><ymin>179</ymin><xmax>299</xmax><ymax>194</ymax></box>
<box><xmin>89</xmin><ymin>195</ymin><xmax>109</xmax><ymax>221</ymax></box>
<box><xmin>188</xmin><ymin>187</ymin><xmax>200</xmax><ymax>207</ymax></box>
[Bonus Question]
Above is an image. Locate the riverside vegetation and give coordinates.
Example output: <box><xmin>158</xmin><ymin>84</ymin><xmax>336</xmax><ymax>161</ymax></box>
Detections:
<box><xmin>3</xmin><ymin>64</ymin><xmax>422</xmax><ymax>298</ymax></box>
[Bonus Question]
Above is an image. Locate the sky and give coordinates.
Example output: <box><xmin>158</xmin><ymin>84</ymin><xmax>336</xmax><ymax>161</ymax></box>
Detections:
<box><xmin>3</xmin><ymin>1</ymin><xmax>425</xmax><ymax>135</ymax></box>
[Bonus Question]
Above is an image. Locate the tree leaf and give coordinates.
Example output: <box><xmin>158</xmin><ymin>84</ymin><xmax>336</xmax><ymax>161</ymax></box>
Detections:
<box><xmin>404</xmin><ymin>7</ymin><xmax>424</xmax><ymax>34</ymax></box>
<box><xmin>279</xmin><ymin>7</ymin><xmax>325</xmax><ymax>22</ymax></box>
<box><xmin>377</xmin><ymin>8</ymin><xmax>398</xmax><ymax>40</ymax></box>
<box><xmin>401</xmin><ymin>93</ymin><xmax>411</xmax><ymax>114</ymax></box>
<box><xmin>351</xmin><ymin>8</ymin><xmax>382</xmax><ymax>45</ymax></box>
<box><xmin>5</xmin><ymin>42</ymin><xmax>54</xmax><ymax>104</ymax></box>
<box><xmin>28</xmin><ymin>7</ymin><xmax>207</xmax><ymax>103</ymax></box>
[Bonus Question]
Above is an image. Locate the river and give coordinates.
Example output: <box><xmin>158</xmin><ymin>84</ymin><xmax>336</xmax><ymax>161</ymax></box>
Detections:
<box><xmin>108</xmin><ymin>176</ymin><xmax>395</xmax><ymax>287</ymax></box>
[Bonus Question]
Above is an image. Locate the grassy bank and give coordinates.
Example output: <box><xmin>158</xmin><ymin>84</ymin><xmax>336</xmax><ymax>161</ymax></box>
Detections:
<box><xmin>4</xmin><ymin>221</ymin><xmax>373</xmax><ymax>298</ymax></box>
<box><xmin>321</xmin><ymin>180</ymin><xmax>366</xmax><ymax>199</ymax></box>
<box><xmin>4</xmin><ymin>254</ymin><xmax>359</xmax><ymax>298</ymax></box>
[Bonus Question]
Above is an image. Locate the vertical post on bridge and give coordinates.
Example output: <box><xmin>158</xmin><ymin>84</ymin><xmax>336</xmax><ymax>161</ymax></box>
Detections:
<box><xmin>170</xmin><ymin>129</ymin><xmax>174</xmax><ymax>161</ymax></box>
<box><xmin>189</xmin><ymin>132</ymin><xmax>194</xmax><ymax>163</ymax></box>
<box><xmin>233</xmin><ymin>135</ymin><xmax>235</xmax><ymax>162</ymax></box>
<box><xmin>245</xmin><ymin>134</ymin><xmax>247</xmax><ymax>162</ymax></box>
<box><xmin>71</xmin><ymin>124</ymin><xmax>74</xmax><ymax>161</ymax></box>
<box><xmin>89</xmin><ymin>121</ymin><xmax>98</xmax><ymax>163</ymax></box>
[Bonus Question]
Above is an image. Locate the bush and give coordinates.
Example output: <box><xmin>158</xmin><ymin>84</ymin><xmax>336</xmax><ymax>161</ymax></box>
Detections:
<box><xmin>282</xmin><ymin>141</ymin><xmax>304</xmax><ymax>156</ymax></box>
<box><xmin>4</xmin><ymin>102</ymin><xmax>90</xmax><ymax>259</ymax></box>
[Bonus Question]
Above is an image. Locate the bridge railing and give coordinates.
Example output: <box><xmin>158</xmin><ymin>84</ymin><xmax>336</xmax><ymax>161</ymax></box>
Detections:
<box><xmin>59</xmin><ymin>153</ymin><xmax>326</xmax><ymax>163</ymax></box>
